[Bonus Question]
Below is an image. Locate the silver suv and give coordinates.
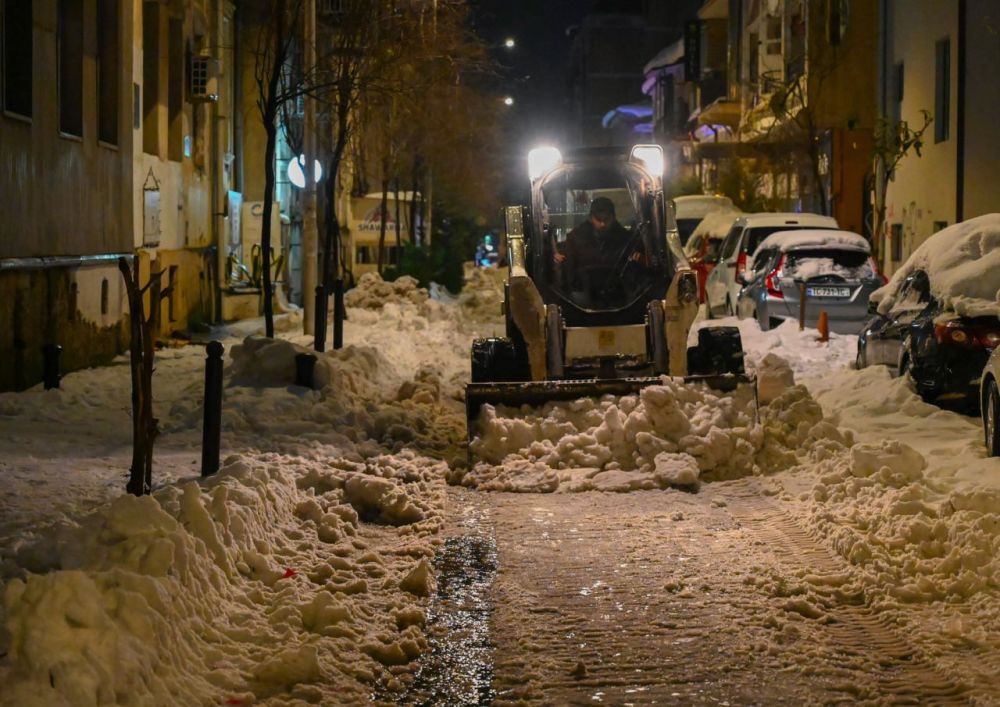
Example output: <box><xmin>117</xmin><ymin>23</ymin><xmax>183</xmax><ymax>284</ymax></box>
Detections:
<box><xmin>734</xmin><ymin>229</ymin><xmax>886</xmax><ymax>333</ymax></box>
<box><xmin>705</xmin><ymin>212</ymin><xmax>839</xmax><ymax>317</ymax></box>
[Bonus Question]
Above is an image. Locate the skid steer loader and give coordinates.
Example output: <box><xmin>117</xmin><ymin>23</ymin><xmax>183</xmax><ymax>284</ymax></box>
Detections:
<box><xmin>466</xmin><ymin>145</ymin><xmax>751</xmax><ymax>451</ymax></box>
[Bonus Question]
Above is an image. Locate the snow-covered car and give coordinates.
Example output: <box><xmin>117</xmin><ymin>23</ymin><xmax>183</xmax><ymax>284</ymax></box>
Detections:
<box><xmin>735</xmin><ymin>229</ymin><xmax>885</xmax><ymax>333</ymax></box>
<box><xmin>983</xmin><ymin>347</ymin><xmax>1000</xmax><ymax>456</ymax></box>
<box><xmin>858</xmin><ymin>214</ymin><xmax>1000</xmax><ymax>409</ymax></box>
<box><xmin>683</xmin><ymin>210</ymin><xmax>742</xmax><ymax>302</ymax></box>
<box><xmin>705</xmin><ymin>212</ymin><xmax>840</xmax><ymax>318</ymax></box>
<box><xmin>671</xmin><ymin>194</ymin><xmax>736</xmax><ymax>248</ymax></box>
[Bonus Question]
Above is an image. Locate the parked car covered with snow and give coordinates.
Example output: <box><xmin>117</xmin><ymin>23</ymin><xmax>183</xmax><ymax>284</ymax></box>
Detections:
<box><xmin>858</xmin><ymin>214</ymin><xmax>1000</xmax><ymax>409</ymax></box>
<box><xmin>735</xmin><ymin>229</ymin><xmax>884</xmax><ymax>332</ymax></box>
<box><xmin>983</xmin><ymin>347</ymin><xmax>1000</xmax><ymax>456</ymax></box>
<box><xmin>683</xmin><ymin>210</ymin><xmax>742</xmax><ymax>302</ymax></box>
<box><xmin>706</xmin><ymin>212</ymin><xmax>840</xmax><ymax>318</ymax></box>
<box><xmin>671</xmin><ymin>194</ymin><xmax>736</xmax><ymax>248</ymax></box>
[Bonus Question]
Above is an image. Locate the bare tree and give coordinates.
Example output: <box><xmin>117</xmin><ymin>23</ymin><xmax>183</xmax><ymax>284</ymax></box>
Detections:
<box><xmin>118</xmin><ymin>257</ymin><xmax>171</xmax><ymax>496</ymax></box>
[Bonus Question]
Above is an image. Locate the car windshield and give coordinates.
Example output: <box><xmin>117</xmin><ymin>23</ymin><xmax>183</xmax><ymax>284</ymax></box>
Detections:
<box><xmin>784</xmin><ymin>248</ymin><xmax>874</xmax><ymax>280</ymax></box>
<box><xmin>676</xmin><ymin>218</ymin><xmax>702</xmax><ymax>247</ymax></box>
<box><xmin>540</xmin><ymin>164</ymin><xmax>652</xmax><ymax>309</ymax></box>
<box><xmin>705</xmin><ymin>237</ymin><xmax>723</xmax><ymax>261</ymax></box>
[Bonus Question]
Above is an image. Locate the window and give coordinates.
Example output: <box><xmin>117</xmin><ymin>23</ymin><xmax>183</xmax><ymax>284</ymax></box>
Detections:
<box><xmin>827</xmin><ymin>0</ymin><xmax>849</xmax><ymax>46</ymax></box>
<box><xmin>58</xmin><ymin>0</ymin><xmax>83</xmax><ymax>136</ymax></box>
<box><xmin>97</xmin><ymin>0</ymin><xmax>119</xmax><ymax>144</ymax></box>
<box><xmin>2</xmin><ymin>0</ymin><xmax>32</xmax><ymax>117</ymax></box>
<box><xmin>167</xmin><ymin>17</ymin><xmax>183</xmax><ymax>161</ymax></box>
<box><xmin>933</xmin><ymin>220</ymin><xmax>948</xmax><ymax>233</ymax></box>
<box><xmin>891</xmin><ymin>62</ymin><xmax>903</xmax><ymax>123</ymax></box>
<box><xmin>142</xmin><ymin>1</ymin><xmax>160</xmax><ymax>154</ymax></box>
<box><xmin>935</xmin><ymin>38</ymin><xmax>950</xmax><ymax>143</ymax></box>
<box><xmin>891</xmin><ymin>223</ymin><xmax>903</xmax><ymax>262</ymax></box>
<box><xmin>356</xmin><ymin>246</ymin><xmax>373</xmax><ymax>264</ymax></box>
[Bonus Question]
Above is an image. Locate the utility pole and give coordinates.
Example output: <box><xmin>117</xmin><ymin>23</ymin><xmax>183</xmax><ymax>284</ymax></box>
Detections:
<box><xmin>302</xmin><ymin>0</ymin><xmax>318</xmax><ymax>335</ymax></box>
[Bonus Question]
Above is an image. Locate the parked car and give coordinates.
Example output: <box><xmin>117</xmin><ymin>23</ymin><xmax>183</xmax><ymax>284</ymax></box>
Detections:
<box><xmin>671</xmin><ymin>194</ymin><xmax>736</xmax><ymax>248</ymax></box>
<box><xmin>705</xmin><ymin>212</ymin><xmax>840</xmax><ymax>318</ymax></box>
<box><xmin>857</xmin><ymin>215</ymin><xmax>1000</xmax><ymax>410</ymax></box>
<box><xmin>684</xmin><ymin>210</ymin><xmax>741</xmax><ymax>302</ymax></box>
<box><xmin>982</xmin><ymin>347</ymin><xmax>1000</xmax><ymax>456</ymax></box>
<box><xmin>735</xmin><ymin>229</ymin><xmax>885</xmax><ymax>332</ymax></box>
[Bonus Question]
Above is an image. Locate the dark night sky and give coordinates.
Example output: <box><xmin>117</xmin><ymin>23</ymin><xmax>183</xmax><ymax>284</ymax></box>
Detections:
<box><xmin>469</xmin><ymin>0</ymin><xmax>654</xmax><ymax>203</ymax></box>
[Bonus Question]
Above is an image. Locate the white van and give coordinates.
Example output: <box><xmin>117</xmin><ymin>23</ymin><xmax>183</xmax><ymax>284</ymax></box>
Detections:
<box><xmin>671</xmin><ymin>195</ymin><xmax>736</xmax><ymax>248</ymax></box>
<box><xmin>704</xmin><ymin>212</ymin><xmax>839</xmax><ymax>317</ymax></box>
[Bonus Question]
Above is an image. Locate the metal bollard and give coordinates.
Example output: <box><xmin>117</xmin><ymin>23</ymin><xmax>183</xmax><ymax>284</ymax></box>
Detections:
<box><xmin>797</xmin><ymin>281</ymin><xmax>807</xmax><ymax>330</ymax></box>
<box><xmin>313</xmin><ymin>285</ymin><xmax>328</xmax><ymax>353</ymax></box>
<box><xmin>295</xmin><ymin>352</ymin><xmax>317</xmax><ymax>388</ymax></box>
<box><xmin>333</xmin><ymin>278</ymin><xmax>344</xmax><ymax>350</ymax></box>
<box><xmin>201</xmin><ymin>341</ymin><xmax>224</xmax><ymax>478</ymax></box>
<box><xmin>42</xmin><ymin>344</ymin><xmax>62</xmax><ymax>390</ymax></box>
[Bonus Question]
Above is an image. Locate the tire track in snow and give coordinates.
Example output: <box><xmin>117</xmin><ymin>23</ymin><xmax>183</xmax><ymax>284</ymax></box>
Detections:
<box><xmin>722</xmin><ymin>478</ymin><xmax>972</xmax><ymax>705</ymax></box>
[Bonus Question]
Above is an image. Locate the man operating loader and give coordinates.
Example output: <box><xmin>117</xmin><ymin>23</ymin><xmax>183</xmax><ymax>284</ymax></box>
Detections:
<box><xmin>553</xmin><ymin>196</ymin><xmax>645</xmax><ymax>306</ymax></box>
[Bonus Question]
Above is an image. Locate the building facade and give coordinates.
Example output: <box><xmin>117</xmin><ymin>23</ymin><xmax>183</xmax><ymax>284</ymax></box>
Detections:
<box><xmin>0</xmin><ymin>0</ymin><xmax>135</xmax><ymax>391</ymax></box>
<box><xmin>878</xmin><ymin>0</ymin><xmax>1000</xmax><ymax>274</ymax></box>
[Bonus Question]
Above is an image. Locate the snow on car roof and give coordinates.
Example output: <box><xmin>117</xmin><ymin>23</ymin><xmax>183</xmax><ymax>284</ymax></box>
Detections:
<box><xmin>756</xmin><ymin>228</ymin><xmax>871</xmax><ymax>253</ymax></box>
<box><xmin>734</xmin><ymin>212</ymin><xmax>839</xmax><ymax>228</ymax></box>
<box><xmin>874</xmin><ymin>213</ymin><xmax>1000</xmax><ymax>318</ymax></box>
<box><xmin>672</xmin><ymin>194</ymin><xmax>736</xmax><ymax>219</ymax></box>
<box><xmin>690</xmin><ymin>209</ymin><xmax>742</xmax><ymax>240</ymax></box>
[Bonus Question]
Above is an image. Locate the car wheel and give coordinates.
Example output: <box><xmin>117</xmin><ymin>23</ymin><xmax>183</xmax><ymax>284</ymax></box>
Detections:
<box><xmin>856</xmin><ymin>346</ymin><xmax>867</xmax><ymax>370</ymax></box>
<box><xmin>986</xmin><ymin>380</ymin><xmax>1000</xmax><ymax>457</ymax></box>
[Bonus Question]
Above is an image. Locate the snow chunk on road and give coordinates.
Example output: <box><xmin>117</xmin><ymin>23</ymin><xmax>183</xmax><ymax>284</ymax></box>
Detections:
<box><xmin>461</xmin><ymin>375</ymin><xmax>849</xmax><ymax>493</ymax></box>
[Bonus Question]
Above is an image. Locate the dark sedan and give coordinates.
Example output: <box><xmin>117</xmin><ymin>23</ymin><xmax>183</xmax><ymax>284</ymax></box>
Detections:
<box><xmin>857</xmin><ymin>269</ymin><xmax>1000</xmax><ymax>409</ymax></box>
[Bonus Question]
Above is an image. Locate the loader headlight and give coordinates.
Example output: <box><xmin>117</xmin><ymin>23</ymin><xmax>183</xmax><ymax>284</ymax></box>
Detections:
<box><xmin>630</xmin><ymin>144</ymin><xmax>665</xmax><ymax>175</ymax></box>
<box><xmin>528</xmin><ymin>146</ymin><xmax>562</xmax><ymax>182</ymax></box>
<box><xmin>678</xmin><ymin>271</ymin><xmax>698</xmax><ymax>305</ymax></box>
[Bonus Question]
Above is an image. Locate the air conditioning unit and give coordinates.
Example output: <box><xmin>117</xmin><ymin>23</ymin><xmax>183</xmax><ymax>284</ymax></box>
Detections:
<box><xmin>189</xmin><ymin>52</ymin><xmax>220</xmax><ymax>103</ymax></box>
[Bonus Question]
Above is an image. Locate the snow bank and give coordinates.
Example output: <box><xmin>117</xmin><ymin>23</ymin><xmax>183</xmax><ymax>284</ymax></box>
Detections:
<box><xmin>874</xmin><ymin>213</ymin><xmax>1000</xmax><ymax>318</ymax></box>
<box><xmin>0</xmin><ymin>451</ymin><xmax>446</xmax><ymax>705</ymax></box>
<box><xmin>345</xmin><ymin>272</ymin><xmax>429</xmax><ymax>309</ymax></box>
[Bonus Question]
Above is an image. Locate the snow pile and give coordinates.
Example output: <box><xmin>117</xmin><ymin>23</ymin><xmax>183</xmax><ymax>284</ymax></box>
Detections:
<box><xmin>873</xmin><ymin>213</ymin><xmax>1000</xmax><ymax>318</ymax></box>
<box><xmin>783</xmin><ymin>256</ymin><xmax>875</xmax><ymax>282</ymax></box>
<box><xmin>0</xmin><ymin>451</ymin><xmax>446</xmax><ymax>705</ymax></box>
<box><xmin>459</xmin><ymin>376</ymin><xmax>852</xmax><ymax>493</ymax></box>
<box><xmin>345</xmin><ymin>272</ymin><xmax>430</xmax><ymax>309</ymax></box>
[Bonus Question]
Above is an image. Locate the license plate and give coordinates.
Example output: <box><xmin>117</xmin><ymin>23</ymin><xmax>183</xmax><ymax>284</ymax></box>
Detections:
<box><xmin>807</xmin><ymin>286</ymin><xmax>850</xmax><ymax>298</ymax></box>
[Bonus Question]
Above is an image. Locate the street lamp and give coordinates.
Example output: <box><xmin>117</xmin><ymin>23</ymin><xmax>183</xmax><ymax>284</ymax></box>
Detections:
<box><xmin>503</xmin><ymin>95</ymin><xmax>514</xmax><ymax>106</ymax></box>
<box><xmin>503</xmin><ymin>37</ymin><xmax>515</xmax><ymax>49</ymax></box>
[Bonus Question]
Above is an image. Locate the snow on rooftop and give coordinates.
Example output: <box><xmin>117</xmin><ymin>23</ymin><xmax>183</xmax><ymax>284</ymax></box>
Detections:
<box><xmin>874</xmin><ymin>213</ymin><xmax>1000</xmax><ymax>318</ymax></box>
<box><xmin>756</xmin><ymin>228</ymin><xmax>871</xmax><ymax>253</ymax></box>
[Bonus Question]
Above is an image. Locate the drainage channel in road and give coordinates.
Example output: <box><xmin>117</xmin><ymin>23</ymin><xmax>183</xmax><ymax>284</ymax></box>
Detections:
<box><xmin>379</xmin><ymin>500</ymin><xmax>498</xmax><ymax>706</ymax></box>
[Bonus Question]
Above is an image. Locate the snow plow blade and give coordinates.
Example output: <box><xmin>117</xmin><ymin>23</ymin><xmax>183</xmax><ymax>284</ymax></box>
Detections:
<box><xmin>465</xmin><ymin>374</ymin><xmax>754</xmax><ymax>460</ymax></box>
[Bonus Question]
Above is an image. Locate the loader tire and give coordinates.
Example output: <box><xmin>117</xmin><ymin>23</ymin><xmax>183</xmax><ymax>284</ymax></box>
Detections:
<box><xmin>471</xmin><ymin>337</ymin><xmax>530</xmax><ymax>383</ymax></box>
<box><xmin>687</xmin><ymin>326</ymin><xmax>745</xmax><ymax>376</ymax></box>
<box><xmin>647</xmin><ymin>301</ymin><xmax>669</xmax><ymax>375</ymax></box>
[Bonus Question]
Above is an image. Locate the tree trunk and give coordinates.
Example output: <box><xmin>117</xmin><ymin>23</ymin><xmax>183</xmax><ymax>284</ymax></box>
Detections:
<box><xmin>261</xmin><ymin>116</ymin><xmax>277</xmax><ymax>338</ymax></box>
<box><xmin>118</xmin><ymin>257</ymin><xmax>161</xmax><ymax>497</ymax></box>
<box><xmin>393</xmin><ymin>177</ymin><xmax>402</xmax><ymax>271</ymax></box>
<box><xmin>409</xmin><ymin>157</ymin><xmax>419</xmax><ymax>245</ymax></box>
<box><xmin>377</xmin><ymin>178</ymin><xmax>389</xmax><ymax>275</ymax></box>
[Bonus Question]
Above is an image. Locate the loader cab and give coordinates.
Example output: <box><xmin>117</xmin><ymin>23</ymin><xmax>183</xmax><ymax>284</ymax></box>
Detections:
<box><xmin>524</xmin><ymin>146</ymin><xmax>680</xmax><ymax>327</ymax></box>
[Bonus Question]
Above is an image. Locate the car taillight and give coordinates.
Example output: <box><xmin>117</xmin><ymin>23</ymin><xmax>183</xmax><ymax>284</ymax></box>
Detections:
<box><xmin>869</xmin><ymin>257</ymin><xmax>888</xmax><ymax>285</ymax></box>
<box><xmin>975</xmin><ymin>329</ymin><xmax>1000</xmax><ymax>348</ymax></box>
<box><xmin>934</xmin><ymin>322</ymin><xmax>973</xmax><ymax>346</ymax></box>
<box><xmin>765</xmin><ymin>254</ymin><xmax>786</xmax><ymax>298</ymax></box>
<box><xmin>735</xmin><ymin>251</ymin><xmax>747</xmax><ymax>279</ymax></box>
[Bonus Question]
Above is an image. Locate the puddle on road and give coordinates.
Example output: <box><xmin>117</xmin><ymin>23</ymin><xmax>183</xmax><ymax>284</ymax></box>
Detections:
<box><xmin>377</xmin><ymin>524</ymin><xmax>498</xmax><ymax>706</ymax></box>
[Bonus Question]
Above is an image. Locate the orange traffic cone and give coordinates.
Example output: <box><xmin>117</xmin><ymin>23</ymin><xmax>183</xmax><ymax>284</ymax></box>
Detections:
<box><xmin>817</xmin><ymin>310</ymin><xmax>830</xmax><ymax>342</ymax></box>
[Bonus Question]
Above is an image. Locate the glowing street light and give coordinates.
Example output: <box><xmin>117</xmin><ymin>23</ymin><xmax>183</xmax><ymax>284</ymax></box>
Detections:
<box><xmin>503</xmin><ymin>37</ymin><xmax>515</xmax><ymax>49</ymax></box>
<box><xmin>503</xmin><ymin>95</ymin><xmax>514</xmax><ymax>106</ymax></box>
<box><xmin>287</xmin><ymin>154</ymin><xmax>323</xmax><ymax>189</ymax></box>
